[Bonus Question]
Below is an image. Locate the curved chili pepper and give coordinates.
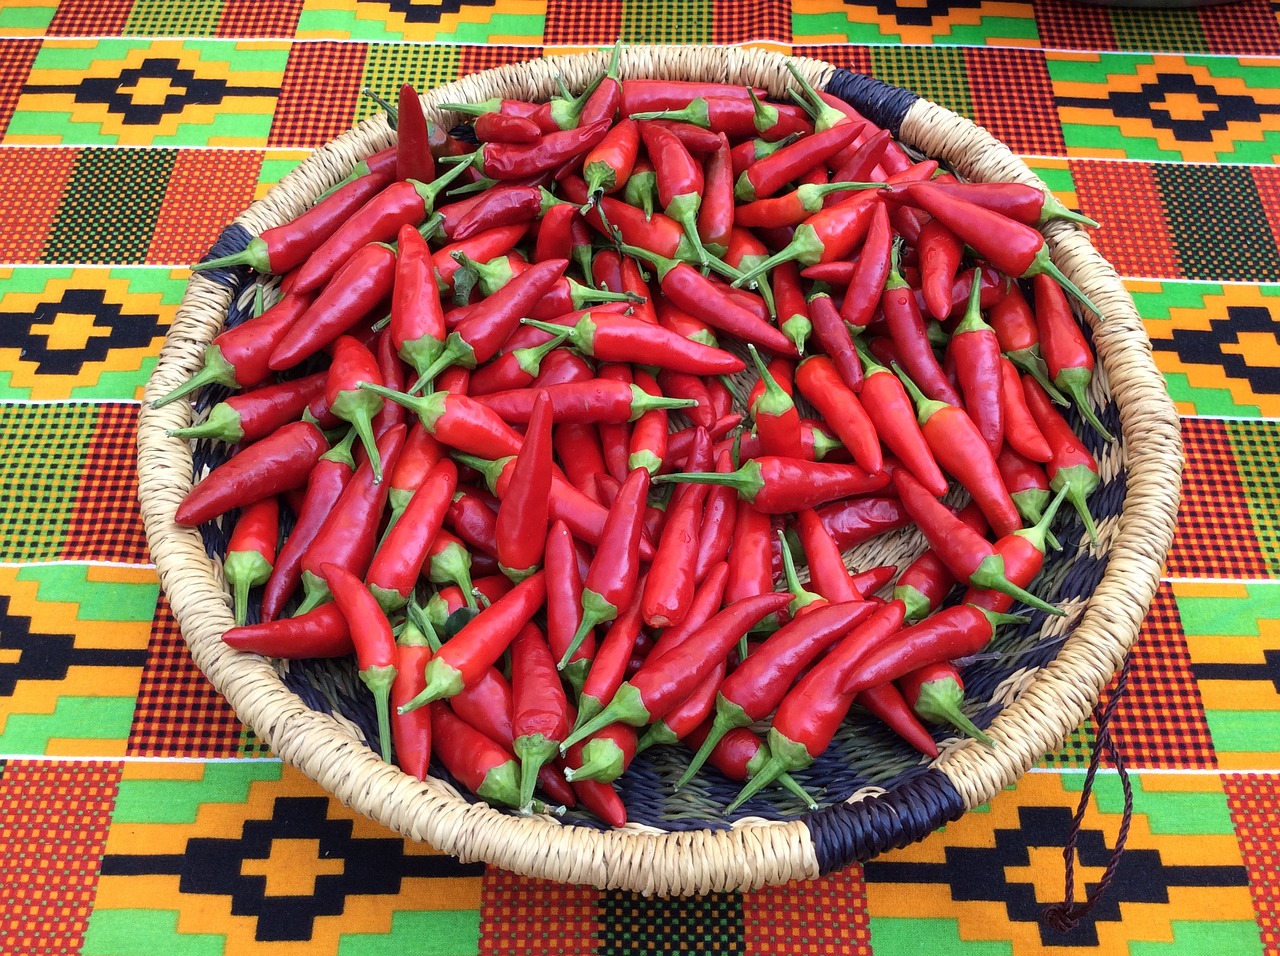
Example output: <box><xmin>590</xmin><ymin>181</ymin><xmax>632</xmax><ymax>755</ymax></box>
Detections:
<box><xmin>447</xmin><ymin>119</ymin><xmax>611</xmax><ymax>181</ymax></box>
<box><xmin>988</xmin><ymin>280</ymin><xmax>1067</xmax><ymax>404</ymax></box>
<box><xmin>356</xmin><ymin>385</ymin><xmax>523</xmax><ymax>460</ymax></box>
<box><xmin>656</xmin><ymin>370</ymin><xmax>714</xmax><ymax>430</ymax></box>
<box><xmin>1032</xmin><ymin>273</ymin><xmax>1113</xmax><ymax>441</ymax></box>
<box><xmin>640</xmin><ymin>118</ymin><xmax>724</xmax><ymax>155</ymax></box>
<box><xmin>468</xmin><ymin>330</ymin><xmax>570</xmax><ymax>397</ymax></box>
<box><xmin>641</xmin><ymin>426</ymin><xmax>711</xmax><ymax>628</ymax></box>
<box><xmin>396</xmin><ymin>83</ymin><xmax>434</xmax><ymax>184</ymax></box>
<box><xmin>655</xmin><ymin>455</ymin><xmax>888</xmax><ymax>514</ymax></box>
<box><xmin>948</xmin><ymin>269</ymin><xmax>1005</xmax><ymax>456</ymax></box>
<box><xmin>734</xmin><ymin>120</ymin><xmax>863</xmax><ymax>202</ymax></box>
<box><xmin>451</xmin><ymin>185</ymin><xmax>564</xmax><ymax>242</ymax></box>
<box><xmin>879</xmin><ymin>239</ymin><xmax>962</xmax><ymax>406</ymax></box>
<box><xmin>294</xmin><ymin>424</ymin><xmax>405</xmax><ymax>614</ymax></box>
<box><xmin>767</xmin><ymin>260</ymin><xmax>810</xmax><ymax>354</ymax></box>
<box><xmin>639</xmin><ymin>121</ymin><xmax>711</xmax><ymax>269</ymax></box>
<box><xmin>544</xmin><ymin>518</ymin><xmax>597</xmax><ymax>691</ymax></box>
<box><xmin>429</xmin><ymin>703</ymin><xmax>524</xmax><ymax>809</ymax></box>
<box><xmin>325</xmin><ymin>335</ymin><xmax>386</xmax><ymax>479</ymax></box>
<box><xmin>260</xmin><ymin>429</ymin><xmax>358</xmax><ymax>621</ymax></box>
<box><xmin>473</xmin><ymin>110</ymin><xmax>543</xmax><ymax>144</ymax></box>
<box><xmin>475</xmin><ymin>378</ymin><xmax>694</xmax><ymax>426</ymax></box>
<box><xmin>582</xmin><ymin>116</ymin><xmax>640</xmax><ymax>200</ymax></box>
<box><xmin>636</xmin><ymin>658</ymin><xmax>726</xmax><ymax>754</ymax></box>
<box><xmin>795</xmin><ymin>507</ymin><xmax>863</xmax><ymax>603</ymax></box>
<box><xmin>366</xmin><ymin>459</ymin><xmax>457</xmax><ymax>612</ymax></box>
<box><xmin>175</xmin><ymin>420</ymin><xmax>330</xmax><ymax>527</ymax></box>
<box><xmin>223</xmin><ymin>603</ymin><xmax>354</xmax><ymax>658</ymax></box>
<box><xmin>896</xmin><ymin>660</ymin><xmax>991</xmax><ymax>745</ymax></box>
<box><xmin>192</xmin><ymin>170</ymin><xmax>393</xmax><ymax>276</ymax></box>
<box><xmin>696</xmin><ymin>132</ymin><xmax>735</xmax><ymax>257</ymax></box>
<box><xmin>917</xmin><ymin>217</ymin><xmax>964</xmax><ymax>322</ymax></box>
<box><xmin>916</xmin><ymin>180</ymin><xmax>1097</xmax><ymax>229</ymax></box>
<box><xmin>723</xmin><ymin>498</ymin><xmax>774</xmax><ymax>611</ymax></box>
<box><xmin>996</xmin><ymin>445</ymin><xmax>1059</xmax><ymax>543</ymax></box>
<box><xmin>685</xmin><ymin>450</ymin><xmax>737</xmax><ymax>581</ymax></box>
<box><xmin>893</xmin><ymin>501</ymin><xmax>988</xmax><ymax>622</ymax></box>
<box><xmin>560</xmin><ymin>467</ymin><xmax>650</xmax><ymax>670</ymax></box>
<box><xmin>391</xmin><ymin>613</ymin><xmax>433</xmax><ymax>780</ymax></box>
<box><xmin>1022</xmin><ymin>376</ymin><xmax>1102</xmax><ymax>543</ymax></box>
<box><xmin>223</xmin><ymin>496</ymin><xmax>279</xmax><ymax>627</ymax></box>
<box><xmin>893</xmin><ymin>468</ymin><xmax>1061</xmax><ymax>615</ymax></box>
<box><xmin>167</xmin><ymin>371</ymin><xmax>326</xmax><ymax>444</ymax></box>
<box><xmin>446</xmin><ymin>486</ymin><xmax>500</xmax><ymax>559</ymax></box>
<box><xmin>495</xmin><ymin>390</ymin><xmax>553</xmax><ymax>581</ymax></box>
<box><xmin>731</xmin><ymin>191</ymin><xmax>881</xmax><ymax>288</ymax></box>
<box><xmin>153</xmin><ymin>289</ymin><xmax>316</xmax><ymax>406</ymax></box>
<box><xmin>794</xmin><ymin>355</ymin><xmax>882</xmax><ymax>473</ymax></box>
<box><xmin>321</xmin><ymin>562</ymin><xmax>398</xmax><ymax>762</ymax></box>
<box><xmin>856</xmin><ymin>682</ymin><xmax>940</xmax><ymax>757</ymax></box>
<box><xmin>850</xmin><ymin>565</ymin><xmax>896</xmax><ymax>597</ymax></box>
<box><xmin>510</xmin><ymin>623</ymin><xmax>573</xmax><ymax>809</ymax></box>
<box><xmin>963</xmin><ymin>486</ymin><xmax>1067</xmax><ymax>615</ymax></box>
<box><xmin>836</xmin><ymin>200</ymin><xmax>893</xmax><ymax>334</ymax></box>
<box><xmin>1000</xmin><ymin>356</ymin><xmax>1052</xmax><ymax>462</ymax></box>
<box><xmin>816</xmin><ymin>495</ymin><xmax>911</xmax><ymax>551</ymax></box>
<box><xmin>553</xmin><ymin>423</ymin><xmax>607</xmax><ymax>492</ymax></box>
<box><xmin>577</xmin><ymin>596</ymin><xmax>645</xmax><ymax>729</ymax></box>
<box><xmin>522</xmin><ymin>313</ymin><xmax>744</xmax><ymax>376</ymax></box>
<box><xmin>890</xmin><ymin>181</ymin><xmax>1099</xmax><ymax>315</ymax></box>
<box><xmin>408</xmin><ymin>257</ymin><xmax>570</xmax><ymax>389</ymax></box>
<box><xmin>562</xmin><ymin>591</ymin><xmax>792</xmax><ymax>751</ymax></box>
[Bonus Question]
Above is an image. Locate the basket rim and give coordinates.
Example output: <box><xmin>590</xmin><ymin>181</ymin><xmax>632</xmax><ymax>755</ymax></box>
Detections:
<box><xmin>135</xmin><ymin>44</ymin><xmax>1182</xmax><ymax>894</ymax></box>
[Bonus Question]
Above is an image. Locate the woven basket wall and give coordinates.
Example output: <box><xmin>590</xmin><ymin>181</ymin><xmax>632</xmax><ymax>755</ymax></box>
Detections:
<box><xmin>136</xmin><ymin>45</ymin><xmax>1183</xmax><ymax>895</ymax></box>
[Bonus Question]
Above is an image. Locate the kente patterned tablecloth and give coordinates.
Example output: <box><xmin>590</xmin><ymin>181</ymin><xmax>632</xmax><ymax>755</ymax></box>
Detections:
<box><xmin>2</xmin><ymin>1</ymin><xmax>1279</xmax><ymax>953</ymax></box>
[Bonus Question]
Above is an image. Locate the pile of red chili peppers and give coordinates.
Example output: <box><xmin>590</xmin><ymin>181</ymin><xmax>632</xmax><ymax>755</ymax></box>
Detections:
<box><xmin>163</xmin><ymin>45</ymin><xmax>1112</xmax><ymax>824</ymax></box>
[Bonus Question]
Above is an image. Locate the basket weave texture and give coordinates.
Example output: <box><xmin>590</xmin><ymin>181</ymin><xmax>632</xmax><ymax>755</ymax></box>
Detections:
<box><xmin>136</xmin><ymin>45</ymin><xmax>1182</xmax><ymax>895</ymax></box>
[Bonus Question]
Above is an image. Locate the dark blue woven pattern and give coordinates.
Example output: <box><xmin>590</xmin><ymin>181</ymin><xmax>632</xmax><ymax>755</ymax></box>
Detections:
<box><xmin>823</xmin><ymin>69</ymin><xmax>919</xmax><ymax>138</ymax></box>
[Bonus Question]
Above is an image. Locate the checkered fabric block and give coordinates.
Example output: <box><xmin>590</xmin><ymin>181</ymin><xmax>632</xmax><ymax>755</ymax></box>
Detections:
<box><xmin>1224</xmin><ymin>773</ymin><xmax>1280</xmax><ymax>955</ymax></box>
<box><xmin>544</xmin><ymin>0</ymin><xmax>622</xmax><ymax>44</ymax></box>
<box><xmin>1197</xmin><ymin>0</ymin><xmax>1280</xmax><ymax>56</ymax></box>
<box><xmin>712</xmin><ymin>0</ymin><xmax>791</xmax><ymax>44</ymax></box>
<box><xmin>1256</xmin><ymin>165</ymin><xmax>1280</xmax><ymax>257</ymax></box>
<box><xmin>1069</xmin><ymin>159</ymin><xmax>1183</xmax><ymax>280</ymax></box>
<box><xmin>1166</xmin><ymin>417</ymin><xmax>1273</xmax><ymax>579</ymax></box>
<box><xmin>122</xmin><ymin>0</ymin><xmax>225</xmax><ymax>37</ymax></box>
<box><xmin>0</xmin><ymin>40</ymin><xmax>41</xmax><ymax>136</ymax></box>
<box><xmin>478</xmin><ymin>870</ymin><xmax>600</xmax><ymax>955</ymax></box>
<box><xmin>792</xmin><ymin>0</ymin><xmax>1038</xmax><ymax>48</ymax></box>
<box><xmin>1156</xmin><ymin>163</ymin><xmax>1280</xmax><ymax>283</ymax></box>
<box><xmin>742</xmin><ymin>867</ymin><xmax>871</xmax><ymax>954</ymax></box>
<box><xmin>792</xmin><ymin>43</ymin><xmax>875</xmax><ymax>77</ymax></box>
<box><xmin>0</xmin><ymin>760</ymin><xmax>123</xmax><ymax>956</ymax></box>
<box><xmin>964</xmin><ymin>47</ymin><xmax>1065</xmax><ymax>155</ymax></box>
<box><xmin>7</xmin><ymin>38</ymin><xmax>287</xmax><ymax>147</ymax></box>
<box><xmin>457</xmin><ymin>44</ymin><xmax>543</xmax><ymax>80</ymax></box>
<box><xmin>1226</xmin><ymin>419</ymin><xmax>1280</xmax><ymax>577</ymax></box>
<box><xmin>1048</xmin><ymin>52</ymin><xmax>1280</xmax><ymax>165</ymax></box>
<box><xmin>870</xmin><ymin>45</ymin><xmax>973</xmax><ymax>121</ymax></box>
<box><xmin>356</xmin><ymin>43</ymin><xmax>463</xmax><ymax>126</ymax></box>
<box><xmin>268</xmin><ymin>40</ymin><xmax>369</xmax><ymax>147</ymax></box>
<box><xmin>45</xmin><ymin>0</ymin><xmax>133</xmax><ymax>35</ymax></box>
<box><xmin>0</xmin><ymin>266</ymin><xmax>181</xmax><ymax>400</ymax></box>
<box><xmin>0</xmin><ymin>564</ymin><xmax>156</xmax><ymax>757</ymax></box>
<box><xmin>1133</xmin><ymin>280</ymin><xmax>1280</xmax><ymax>418</ymax></box>
<box><xmin>128</xmin><ymin>594</ymin><xmax>270</xmax><ymax>758</ymax></box>
<box><xmin>147</xmin><ymin>149</ymin><xmax>264</xmax><ymax>263</ymax></box>
<box><xmin>1035</xmin><ymin>0</ymin><xmax>1280</xmax><ymax>56</ymax></box>
<box><xmin>1038</xmin><ymin>722</ymin><xmax>1098</xmax><ymax>769</ymax></box>
<box><xmin>1033</xmin><ymin>0</ymin><xmax>1115</xmax><ymax>54</ymax></box>
<box><xmin>863</xmin><ymin>771</ymin><xmax>1261</xmax><ymax>954</ymax></box>
<box><xmin>82</xmin><ymin>761</ymin><xmax>484</xmax><ymax>955</ymax></box>
<box><xmin>1176</xmin><ymin>581</ymin><xmax>1280</xmax><ymax>770</ymax></box>
<box><xmin>65</xmin><ymin>402</ymin><xmax>151</xmax><ymax>563</ymax></box>
<box><xmin>215</xmin><ymin>0</ymin><xmax>306</xmax><ymax>38</ymax></box>
<box><xmin>0</xmin><ymin>148</ymin><xmax>80</xmax><ymax>262</ymax></box>
<box><xmin>297</xmin><ymin>0</ymin><xmax>546</xmax><ymax>43</ymax></box>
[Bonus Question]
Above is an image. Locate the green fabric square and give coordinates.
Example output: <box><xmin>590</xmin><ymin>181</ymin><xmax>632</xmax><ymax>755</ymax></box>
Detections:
<box><xmin>124</xmin><ymin>0</ymin><xmax>227</xmax><ymax>37</ymax></box>
<box><xmin>1038</xmin><ymin>722</ymin><xmax>1097</xmax><ymax>769</ymax></box>
<box><xmin>1110</xmin><ymin>7</ymin><xmax>1209</xmax><ymax>54</ymax></box>
<box><xmin>0</xmin><ymin>403</ymin><xmax>96</xmax><ymax>560</ymax></box>
<box><xmin>871</xmin><ymin>46</ymin><xmax>973</xmax><ymax>120</ymax></box>
<box><xmin>358</xmin><ymin>44</ymin><xmax>462</xmax><ymax>125</ymax></box>
<box><xmin>1225</xmin><ymin>419</ymin><xmax>1280</xmax><ymax>575</ymax></box>
<box><xmin>621</xmin><ymin>0</ymin><xmax>712</xmax><ymax>44</ymax></box>
<box><xmin>601</xmin><ymin>890</ymin><xmax>743</xmax><ymax>954</ymax></box>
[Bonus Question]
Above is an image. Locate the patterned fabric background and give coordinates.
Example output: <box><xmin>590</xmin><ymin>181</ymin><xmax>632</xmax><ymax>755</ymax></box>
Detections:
<box><xmin>2</xmin><ymin>0</ymin><xmax>1279</xmax><ymax>953</ymax></box>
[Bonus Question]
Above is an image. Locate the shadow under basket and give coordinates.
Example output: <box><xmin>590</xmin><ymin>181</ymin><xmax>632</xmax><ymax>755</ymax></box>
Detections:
<box><xmin>136</xmin><ymin>46</ymin><xmax>1182</xmax><ymax>895</ymax></box>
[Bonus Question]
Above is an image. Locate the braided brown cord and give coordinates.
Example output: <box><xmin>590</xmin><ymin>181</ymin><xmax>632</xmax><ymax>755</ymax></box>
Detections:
<box><xmin>137</xmin><ymin>46</ymin><xmax>1180</xmax><ymax>894</ymax></box>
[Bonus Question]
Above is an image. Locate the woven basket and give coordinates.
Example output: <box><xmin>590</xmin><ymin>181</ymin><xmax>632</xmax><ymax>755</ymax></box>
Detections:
<box><xmin>136</xmin><ymin>45</ymin><xmax>1182</xmax><ymax>895</ymax></box>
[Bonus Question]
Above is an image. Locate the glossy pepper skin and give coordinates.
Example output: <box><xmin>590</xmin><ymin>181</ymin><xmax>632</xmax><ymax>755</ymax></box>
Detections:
<box><xmin>365</xmin><ymin>459</ymin><xmax>457</xmax><ymax>612</ymax></box>
<box><xmin>495</xmin><ymin>390</ymin><xmax>554</xmax><ymax>581</ymax></box>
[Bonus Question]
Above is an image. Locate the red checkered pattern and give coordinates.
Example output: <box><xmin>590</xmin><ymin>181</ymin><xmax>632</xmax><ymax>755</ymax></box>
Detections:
<box><xmin>64</xmin><ymin>403</ymin><xmax>150</xmax><ymax>564</ymax></box>
<box><xmin>478</xmin><ymin>869</ymin><xmax>600</xmax><ymax>955</ymax></box>
<box><xmin>0</xmin><ymin>760</ymin><xmax>122</xmax><ymax>956</ymax></box>
<box><xmin>1097</xmin><ymin>582</ymin><xmax>1217</xmax><ymax>770</ymax></box>
<box><xmin>0</xmin><ymin>148</ymin><xmax>79</xmax><ymax>263</ymax></box>
<box><xmin>1253</xmin><ymin>165</ymin><xmax>1280</xmax><ymax>267</ymax></box>
<box><xmin>791</xmin><ymin>45</ymin><xmax>875</xmax><ymax>78</ymax></box>
<box><xmin>127</xmin><ymin>595</ymin><xmax>255</xmax><ymax>758</ymax></box>
<box><xmin>458</xmin><ymin>45</ymin><xmax>544</xmax><ymax>80</ymax></box>
<box><xmin>1166</xmin><ymin>417</ymin><xmax>1271</xmax><ymax>579</ymax></box>
<box><xmin>1200</xmin><ymin>0</ymin><xmax>1280</xmax><ymax>55</ymax></box>
<box><xmin>216</xmin><ymin>0</ymin><xmax>306</xmax><ymax>38</ymax></box>
<box><xmin>965</xmin><ymin>48</ymin><xmax>1065</xmax><ymax>156</ymax></box>
<box><xmin>1070</xmin><ymin>159</ymin><xmax>1183</xmax><ymax>279</ymax></box>
<box><xmin>544</xmin><ymin>0</ymin><xmax>622</xmax><ymax>45</ymax></box>
<box><xmin>1032</xmin><ymin>0</ymin><xmax>1116</xmax><ymax>52</ymax></box>
<box><xmin>267</xmin><ymin>42</ymin><xmax>369</xmax><ymax>149</ymax></box>
<box><xmin>0</xmin><ymin>41</ymin><xmax>40</xmax><ymax>138</ymax></box>
<box><xmin>45</xmin><ymin>0</ymin><xmax>133</xmax><ymax>34</ymax></box>
<box><xmin>1224</xmin><ymin>774</ymin><xmax>1280</xmax><ymax>955</ymax></box>
<box><xmin>713</xmin><ymin>0</ymin><xmax>791</xmax><ymax>43</ymax></box>
<box><xmin>742</xmin><ymin>866</ymin><xmax>872</xmax><ymax>955</ymax></box>
<box><xmin>148</xmin><ymin>149</ymin><xmax>264</xmax><ymax>264</ymax></box>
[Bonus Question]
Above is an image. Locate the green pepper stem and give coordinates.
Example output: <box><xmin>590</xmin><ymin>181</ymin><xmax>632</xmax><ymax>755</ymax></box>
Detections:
<box><xmin>360</xmin><ymin>664</ymin><xmax>398</xmax><ymax>763</ymax></box>
<box><xmin>151</xmin><ymin>347</ymin><xmax>237</xmax><ymax>408</ymax></box>
<box><xmin>191</xmin><ymin>237</ymin><xmax>271</xmax><ymax>274</ymax></box>
<box><xmin>559</xmin><ymin>683</ymin><xmax>649</xmax><ymax>752</ymax></box>
<box><xmin>675</xmin><ymin>703</ymin><xmax>747</xmax><ymax>790</ymax></box>
<box><xmin>397</xmin><ymin>657</ymin><xmax>464</xmax><ymax>713</ymax></box>
<box><xmin>891</xmin><ymin>362</ymin><xmax>948</xmax><ymax>426</ymax></box>
<box><xmin>1028</xmin><ymin>250</ymin><xmax>1102</xmax><ymax>318</ymax></box>
<box><xmin>514</xmin><ymin>734</ymin><xmax>559</xmax><ymax>811</ymax></box>
<box><xmin>969</xmin><ymin>555</ymin><xmax>1065</xmax><ymax>616</ymax></box>
<box><xmin>913</xmin><ymin>678</ymin><xmax>994</xmax><ymax>747</ymax></box>
<box><xmin>652</xmin><ymin>459</ymin><xmax>763</xmax><ymax>502</ymax></box>
<box><xmin>1056</xmin><ymin>368</ymin><xmax>1114</xmax><ymax>442</ymax></box>
<box><xmin>362</xmin><ymin>87</ymin><xmax>398</xmax><ymax>125</ymax></box>
<box><xmin>557</xmin><ymin>588</ymin><xmax>616</xmax><ymax>671</ymax></box>
<box><xmin>1040</xmin><ymin>193</ymin><xmax>1100</xmax><ymax>229</ymax></box>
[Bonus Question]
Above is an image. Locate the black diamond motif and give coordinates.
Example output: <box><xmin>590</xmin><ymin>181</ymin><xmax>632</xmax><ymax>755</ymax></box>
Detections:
<box><xmin>1152</xmin><ymin>304</ymin><xmax>1280</xmax><ymax>397</ymax></box>
<box><xmin>364</xmin><ymin>0</ymin><xmax>498</xmax><ymax>25</ymax></box>
<box><xmin>0</xmin><ymin>287</ymin><xmax>164</xmax><ymax>375</ymax></box>
<box><xmin>0</xmin><ymin>594</ymin><xmax>147</xmax><ymax>696</ymax></box>
<box><xmin>25</xmin><ymin>57</ymin><xmax>277</xmax><ymax>126</ymax></box>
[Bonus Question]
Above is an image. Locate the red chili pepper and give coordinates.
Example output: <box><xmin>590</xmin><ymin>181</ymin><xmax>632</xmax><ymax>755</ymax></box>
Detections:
<box><xmin>223</xmin><ymin>603</ymin><xmax>354</xmax><ymax>658</ymax></box>
<box><xmin>893</xmin><ymin>468</ymin><xmax>1061</xmax><ymax>615</ymax></box>
<box><xmin>834</xmin><ymin>201</ymin><xmax>892</xmax><ymax>334</ymax></box>
<box><xmin>167</xmin><ymin>371</ymin><xmax>326</xmax><ymax>444</ymax></box>
<box><xmin>269</xmin><ymin>243</ymin><xmax>398</xmax><ymax>371</ymax></box>
<box><xmin>850</xmin><ymin>564</ymin><xmax>896</xmax><ymax>597</ymax></box>
<box><xmin>429</xmin><ymin>703</ymin><xmax>524</xmax><ymax>809</ymax></box>
<box><xmin>594</xmin><ymin>250</ymin><xmax>657</xmax><ymax>324</ymax></box>
<box><xmin>916</xmin><ymin>180</ymin><xmax>1098</xmax><ymax>229</ymax></box>
<box><xmin>656</xmin><ymin>370</ymin><xmax>714</xmax><ymax>430</ymax></box>
<box><xmin>152</xmin><ymin>290</ymin><xmax>316</xmax><ymax>406</ymax></box>
<box><xmin>723</xmin><ymin>498</ymin><xmax>774</xmax><ymax>609</ymax></box>
<box><xmin>794</xmin><ymin>355</ymin><xmax>882</xmax><ymax>473</ymax></box>
<box><xmin>945</xmin><ymin>269</ymin><xmax>1005</xmax><ymax>456</ymax></box>
<box><xmin>582</xmin><ymin>116</ymin><xmax>640</xmax><ymax>200</ymax></box>
<box><xmin>260</xmin><ymin>430</ymin><xmax>358</xmax><ymax>621</ymax></box>
<box><xmin>523</xmin><ymin>312</ymin><xmax>744</xmax><ymax>376</ymax></box>
<box><xmin>988</xmin><ymin>280</ymin><xmax>1068</xmax><ymax>404</ymax></box>
<box><xmin>656</xmin><ymin>455</ymin><xmax>888</xmax><ymax>515</ymax></box>
<box><xmin>767</xmin><ymin>260</ymin><xmax>810</xmax><ymax>354</ymax></box>
<box><xmin>175</xmin><ymin>420</ymin><xmax>330</xmax><ymax>527</ymax></box>
<box><xmin>890</xmin><ymin>181</ymin><xmax>1099</xmax><ymax>314</ymax></box>
<box><xmin>893</xmin><ymin>501</ymin><xmax>988</xmax><ymax>622</ymax></box>
<box><xmin>816</xmin><ymin>495</ymin><xmax>912</xmax><ymax>551</ymax></box>
<box><xmin>879</xmin><ymin>239</ymin><xmax>962</xmax><ymax>406</ymax></box>
<box><xmin>553</xmin><ymin>423</ymin><xmax>607</xmax><ymax>493</ymax></box>
<box><xmin>320</xmin><ymin>562</ymin><xmax>398</xmax><ymax>762</ymax></box>
<box><xmin>432</xmin><ymin>224</ymin><xmax>529</xmax><ymax>292</ymax></box>
<box><xmin>731</xmin><ymin>133</ymin><xmax>799</xmax><ymax>177</ymax></box>
<box><xmin>560</xmin><ymin>467</ymin><xmax>650</xmax><ymax>669</ymax></box>
<box><xmin>509</xmin><ymin>623</ymin><xmax>573</xmax><ymax>809</ymax></box>
<box><xmin>696</xmin><ymin>132</ymin><xmax>735</xmax><ymax>257</ymax></box>
<box><xmin>735</xmin><ymin>180</ymin><xmax>879</xmax><ymax>230</ymax></box>
<box><xmin>732</xmin><ymin>191</ymin><xmax>882</xmax><ymax>288</ymax></box>
<box><xmin>856</xmin><ymin>682</ymin><xmax>940</xmax><ymax>757</ymax></box>
<box><xmin>451</xmin><ymin>184</ymin><xmax>564</xmax><ymax>242</ymax></box>
<box><xmin>325</xmin><ymin>335</ymin><xmax>386</xmax><ymax>478</ymax></box>
<box><xmin>390</xmin><ymin>613</ymin><xmax>433</xmax><ymax>780</ymax></box>
<box><xmin>625</xmin><ymin>370</ymin><xmax>668</xmax><ymax>476</ymax></box>
<box><xmin>450</xmin><ymin>119</ymin><xmax>611</xmax><ymax>181</ymax></box>
<box><xmin>568</xmin><ymin>770</ymin><xmax>626</xmax><ymax>827</ymax></box>
<box><xmin>639</xmin><ymin>121</ymin><xmax>712</xmax><ymax>269</ymax></box>
<box><xmin>679</xmin><ymin>723</ymin><xmax>814</xmax><ymax>804</ymax></box>
<box><xmin>1000</xmin><ymin>357</ymin><xmax>1053</xmax><ymax>462</ymax></box>
<box><xmin>795</xmin><ymin>507</ymin><xmax>864</xmax><ymax>604</ymax></box>
<box><xmin>917</xmin><ymin>217</ymin><xmax>964</xmax><ymax>322</ymax></box>
<box><xmin>356</xmin><ymin>385</ymin><xmax>523</xmax><ymax>460</ymax></box>
<box><xmin>544</xmin><ymin>519</ymin><xmax>597</xmax><ymax>691</ymax></box>
<box><xmin>223</xmin><ymin>496</ymin><xmax>279</xmax><ymax>627</ymax></box>
<box><xmin>1032</xmin><ymin>273</ymin><xmax>1113</xmax><ymax>441</ymax></box>
<box><xmin>446</xmin><ymin>486</ymin><xmax>500</xmax><ymax>559</ymax></box>
<box><xmin>620</xmin><ymin>79</ymin><xmax>764</xmax><ymax>116</ymax></box>
<box><xmin>963</xmin><ymin>486</ymin><xmax>1067</xmax><ymax>615</ymax></box>
<box><xmin>473</xmin><ymin>110</ymin><xmax>543</xmax><ymax>144</ymax></box>
<box><xmin>996</xmin><ymin>445</ymin><xmax>1060</xmax><ymax>540</ymax></box>
<box><xmin>365</xmin><ymin>459</ymin><xmax>457</xmax><ymax>612</ymax></box>
<box><xmin>495</xmin><ymin>390</ymin><xmax>553</xmax><ymax>581</ymax></box>
<box><xmin>408</xmin><ymin>257</ymin><xmax>570</xmax><ymax>389</ymax></box>
<box><xmin>641</xmin><ymin>426</ymin><xmax>712</xmax><ymax>628</ymax></box>
<box><xmin>467</xmin><ymin>330</ymin><xmax>570</xmax><ymax>398</ymax></box>
<box><xmin>1022</xmin><ymin>376</ymin><xmax>1103</xmax><ymax>543</ymax></box>
<box><xmin>562</xmin><ymin>722</ymin><xmax>639</xmax><ymax>785</ymax></box>
<box><xmin>294</xmin><ymin>424</ymin><xmax>405</xmax><ymax>613</ymax></box>
<box><xmin>563</xmin><ymin>176</ymin><xmax>696</xmax><ymax>263</ymax></box>
<box><xmin>475</xmin><ymin>378</ymin><xmax>694</xmax><ymax>426</ymax></box>
<box><xmin>562</xmin><ymin>591</ymin><xmax>792</xmax><ymax>751</ymax></box>
<box><xmin>577</xmin><ymin>595</ymin><xmax>645</xmax><ymax>728</ymax></box>
<box><xmin>734</xmin><ymin>120</ymin><xmax>864</xmax><ymax>201</ymax></box>
<box><xmin>636</xmin><ymin>657</ymin><xmax>726</xmax><ymax>754</ymax></box>
<box><xmin>396</xmin><ymin>83</ymin><xmax>434</xmax><ymax>184</ymax></box>
<box><xmin>192</xmin><ymin>170</ymin><xmax>393</xmax><ymax>276</ymax></box>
